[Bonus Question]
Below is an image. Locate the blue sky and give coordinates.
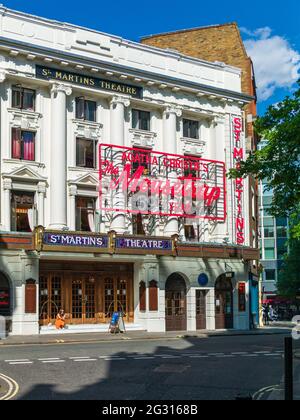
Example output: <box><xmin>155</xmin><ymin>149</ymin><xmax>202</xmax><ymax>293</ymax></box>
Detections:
<box><xmin>2</xmin><ymin>0</ymin><xmax>300</xmax><ymax>115</ymax></box>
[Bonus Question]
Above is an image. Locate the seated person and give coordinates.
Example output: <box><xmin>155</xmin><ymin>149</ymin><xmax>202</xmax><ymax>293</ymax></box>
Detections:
<box><xmin>55</xmin><ymin>309</ymin><xmax>66</xmax><ymax>330</ymax></box>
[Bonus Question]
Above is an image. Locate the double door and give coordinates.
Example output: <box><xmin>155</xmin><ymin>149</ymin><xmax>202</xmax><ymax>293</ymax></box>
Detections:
<box><xmin>71</xmin><ymin>275</ymin><xmax>96</xmax><ymax>323</ymax></box>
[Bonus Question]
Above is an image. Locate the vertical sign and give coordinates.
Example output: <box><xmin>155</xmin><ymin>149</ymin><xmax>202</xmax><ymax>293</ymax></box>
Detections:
<box><xmin>232</xmin><ymin>116</ymin><xmax>245</xmax><ymax>245</ymax></box>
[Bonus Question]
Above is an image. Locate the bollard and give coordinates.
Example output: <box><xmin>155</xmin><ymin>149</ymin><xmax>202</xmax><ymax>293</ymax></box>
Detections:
<box><xmin>0</xmin><ymin>316</ymin><xmax>5</xmax><ymax>340</ymax></box>
<box><xmin>284</xmin><ymin>336</ymin><xmax>293</xmax><ymax>401</ymax></box>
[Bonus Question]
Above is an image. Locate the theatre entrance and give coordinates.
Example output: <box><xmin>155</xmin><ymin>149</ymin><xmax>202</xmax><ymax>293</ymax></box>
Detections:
<box><xmin>39</xmin><ymin>261</ymin><xmax>134</xmax><ymax>326</ymax></box>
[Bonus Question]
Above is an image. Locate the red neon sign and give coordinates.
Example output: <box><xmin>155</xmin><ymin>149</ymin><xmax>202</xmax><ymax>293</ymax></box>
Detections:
<box><xmin>99</xmin><ymin>144</ymin><xmax>226</xmax><ymax>221</ymax></box>
<box><xmin>232</xmin><ymin>116</ymin><xmax>245</xmax><ymax>245</ymax></box>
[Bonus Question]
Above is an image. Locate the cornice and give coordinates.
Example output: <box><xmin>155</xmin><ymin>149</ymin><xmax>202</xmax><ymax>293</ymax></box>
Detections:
<box><xmin>0</xmin><ymin>37</ymin><xmax>254</xmax><ymax>104</ymax></box>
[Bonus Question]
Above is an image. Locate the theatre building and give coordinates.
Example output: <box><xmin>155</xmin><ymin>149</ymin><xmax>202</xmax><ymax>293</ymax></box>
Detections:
<box><xmin>0</xmin><ymin>6</ymin><xmax>259</xmax><ymax>335</ymax></box>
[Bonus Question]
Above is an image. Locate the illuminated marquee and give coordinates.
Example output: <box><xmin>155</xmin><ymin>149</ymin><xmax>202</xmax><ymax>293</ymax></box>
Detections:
<box><xmin>99</xmin><ymin>144</ymin><xmax>226</xmax><ymax>221</ymax></box>
<box><xmin>232</xmin><ymin>116</ymin><xmax>245</xmax><ymax>245</ymax></box>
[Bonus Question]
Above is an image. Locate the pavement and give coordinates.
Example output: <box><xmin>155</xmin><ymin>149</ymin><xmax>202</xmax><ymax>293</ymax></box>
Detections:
<box><xmin>0</xmin><ymin>322</ymin><xmax>295</xmax><ymax>347</ymax></box>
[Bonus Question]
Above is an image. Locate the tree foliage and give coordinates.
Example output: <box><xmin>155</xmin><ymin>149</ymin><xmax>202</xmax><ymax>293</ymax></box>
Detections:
<box><xmin>277</xmin><ymin>238</ymin><xmax>300</xmax><ymax>298</ymax></box>
<box><xmin>229</xmin><ymin>80</ymin><xmax>300</xmax><ymax>238</ymax></box>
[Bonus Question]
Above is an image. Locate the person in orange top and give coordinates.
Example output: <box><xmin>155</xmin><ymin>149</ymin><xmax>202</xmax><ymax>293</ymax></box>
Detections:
<box><xmin>55</xmin><ymin>309</ymin><xmax>66</xmax><ymax>330</ymax></box>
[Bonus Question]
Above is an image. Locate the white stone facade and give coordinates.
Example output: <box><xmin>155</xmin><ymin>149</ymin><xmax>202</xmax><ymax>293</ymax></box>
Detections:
<box><xmin>0</xmin><ymin>6</ymin><xmax>255</xmax><ymax>335</ymax></box>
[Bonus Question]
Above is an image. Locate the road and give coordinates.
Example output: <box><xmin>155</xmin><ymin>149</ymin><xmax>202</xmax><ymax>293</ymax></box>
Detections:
<box><xmin>0</xmin><ymin>334</ymin><xmax>298</xmax><ymax>400</ymax></box>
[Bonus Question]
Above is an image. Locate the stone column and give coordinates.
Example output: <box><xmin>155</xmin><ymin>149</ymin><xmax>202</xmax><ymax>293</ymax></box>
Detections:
<box><xmin>37</xmin><ymin>182</ymin><xmax>46</xmax><ymax>227</ymax></box>
<box><xmin>69</xmin><ymin>184</ymin><xmax>77</xmax><ymax>231</ymax></box>
<box><xmin>163</xmin><ymin>106</ymin><xmax>182</xmax><ymax>236</ymax></box>
<box><xmin>209</xmin><ymin>116</ymin><xmax>227</xmax><ymax>243</ymax></box>
<box><xmin>109</xmin><ymin>95</ymin><xmax>130</xmax><ymax>233</ymax></box>
<box><xmin>49</xmin><ymin>83</ymin><xmax>72</xmax><ymax>230</ymax></box>
<box><xmin>3</xmin><ymin>178</ymin><xmax>12</xmax><ymax>231</ymax></box>
<box><xmin>0</xmin><ymin>71</ymin><xmax>6</xmax><ymax>230</ymax></box>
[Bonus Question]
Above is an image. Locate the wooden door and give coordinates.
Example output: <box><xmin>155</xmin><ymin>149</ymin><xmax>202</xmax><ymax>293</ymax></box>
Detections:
<box><xmin>215</xmin><ymin>276</ymin><xmax>233</xmax><ymax>330</ymax></box>
<box><xmin>71</xmin><ymin>275</ymin><xmax>96</xmax><ymax>324</ymax></box>
<box><xmin>165</xmin><ymin>274</ymin><xmax>187</xmax><ymax>331</ymax></box>
<box><xmin>103</xmin><ymin>274</ymin><xmax>133</xmax><ymax>323</ymax></box>
<box><xmin>196</xmin><ymin>290</ymin><xmax>207</xmax><ymax>330</ymax></box>
<box><xmin>39</xmin><ymin>274</ymin><xmax>63</xmax><ymax>325</ymax></box>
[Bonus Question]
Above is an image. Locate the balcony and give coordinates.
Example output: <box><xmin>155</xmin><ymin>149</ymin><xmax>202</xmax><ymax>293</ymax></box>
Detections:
<box><xmin>180</xmin><ymin>137</ymin><xmax>206</xmax><ymax>157</ymax></box>
<box><xmin>129</xmin><ymin>128</ymin><xmax>157</xmax><ymax>149</ymax></box>
<box><xmin>73</xmin><ymin>119</ymin><xmax>103</xmax><ymax>141</ymax></box>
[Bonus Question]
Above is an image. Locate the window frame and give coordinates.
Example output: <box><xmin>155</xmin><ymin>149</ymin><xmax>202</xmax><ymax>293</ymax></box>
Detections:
<box><xmin>183</xmin><ymin>118</ymin><xmax>200</xmax><ymax>140</ymax></box>
<box><xmin>11</xmin><ymin>128</ymin><xmax>36</xmax><ymax>161</ymax></box>
<box><xmin>75</xmin><ymin>196</ymin><xmax>96</xmax><ymax>232</ymax></box>
<box><xmin>11</xmin><ymin>191</ymin><xmax>35</xmax><ymax>232</ymax></box>
<box><xmin>76</xmin><ymin>137</ymin><xmax>98</xmax><ymax>169</ymax></box>
<box><xmin>132</xmin><ymin>109</ymin><xmax>151</xmax><ymax>131</ymax></box>
<box><xmin>12</xmin><ymin>85</ymin><xmax>36</xmax><ymax>111</ymax></box>
<box><xmin>75</xmin><ymin>97</ymin><xmax>97</xmax><ymax>122</ymax></box>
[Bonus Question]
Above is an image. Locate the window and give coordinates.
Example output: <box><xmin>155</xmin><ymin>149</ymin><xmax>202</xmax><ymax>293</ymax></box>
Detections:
<box><xmin>263</xmin><ymin>217</ymin><xmax>274</xmax><ymax>227</ymax></box>
<box><xmin>265</xmin><ymin>270</ymin><xmax>276</xmax><ymax>281</ymax></box>
<box><xmin>264</xmin><ymin>248</ymin><xmax>275</xmax><ymax>259</ymax></box>
<box><xmin>276</xmin><ymin>217</ymin><xmax>288</xmax><ymax>227</ymax></box>
<box><xmin>264</xmin><ymin>238</ymin><xmax>275</xmax><ymax>248</ymax></box>
<box><xmin>12</xmin><ymin>85</ymin><xmax>35</xmax><ymax>111</ymax></box>
<box><xmin>277</xmin><ymin>226</ymin><xmax>288</xmax><ymax>238</ymax></box>
<box><xmin>132</xmin><ymin>214</ymin><xmax>145</xmax><ymax>235</ymax></box>
<box><xmin>131</xmin><ymin>148</ymin><xmax>151</xmax><ymax>176</ymax></box>
<box><xmin>76</xmin><ymin>138</ymin><xmax>97</xmax><ymax>168</ymax></box>
<box><xmin>184</xmin><ymin>225</ymin><xmax>196</xmax><ymax>240</ymax></box>
<box><xmin>75</xmin><ymin>98</ymin><xmax>96</xmax><ymax>122</ymax></box>
<box><xmin>75</xmin><ymin>197</ymin><xmax>95</xmax><ymax>232</ymax></box>
<box><xmin>263</xmin><ymin>196</ymin><xmax>273</xmax><ymax>207</ymax></box>
<box><xmin>183</xmin><ymin>119</ymin><xmax>199</xmax><ymax>139</ymax></box>
<box><xmin>264</xmin><ymin>227</ymin><xmax>275</xmax><ymax>238</ymax></box>
<box><xmin>132</xmin><ymin>109</ymin><xmax>150</xmax><ymax>131</ymax></box>
<box><xmin>11</xmin><ymin>192</ymin><xmax>35</xmax><ymax>232</ymax></box>
<box><xmin>277</xmin><ymin>238</ymin><xmax>288</xmax><ymax>260</ymax></box>
<box><xmin>12</xmin><ymin>128</ymin><xmax>35</xmax><ymax>161</ymax></box>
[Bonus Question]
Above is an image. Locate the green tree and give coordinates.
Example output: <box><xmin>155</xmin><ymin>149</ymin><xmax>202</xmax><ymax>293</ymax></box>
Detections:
<box><xmin>277</xmin><ymin>238</ymin><xmax>300</xmax><ymax>299</ymax></box>
<box><xmin>229</xmin><ymin>81</ymin><xmax>300</xmax><ymax>238</ymax></box>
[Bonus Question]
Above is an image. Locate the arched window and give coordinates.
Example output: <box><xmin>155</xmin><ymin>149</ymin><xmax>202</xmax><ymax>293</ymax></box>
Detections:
<box><xmin>139</xmin><ymin>281</ymin><xmax>146</xmax><ymax>312</ymax></box>
<box><xmin>149</xmin><ymin>280</ymin><xmax>158</xmax><ymax>312</ymax></box>
<box><xmin>0</xmin><ymin>273</ymin><xmax>10</xmax><ymax>316</ymax></box>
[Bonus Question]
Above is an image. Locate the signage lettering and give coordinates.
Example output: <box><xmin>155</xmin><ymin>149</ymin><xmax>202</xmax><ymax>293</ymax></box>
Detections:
<box><xmin>43</xmin><ymin>233</ymin><xmax>109</xmax><ymax>249</ymax></box>
<box><xmin>36</xmin><ymin>65</ymin><xmax>143</xmax><ymax>98</ymax></box>
<box><xmin>100</xmin><ymin>144</ymin><xmax>226</xmax><ymax>221</ymax></box>
<box><xmin>232</xmin><ymin>116</ymin><xmax>245</xmax><ymax>245</ymax></box>
<box><xmin>116</xmin><ymin>237</ymin><xmax>172</xmax><ymax>251</ymax></box>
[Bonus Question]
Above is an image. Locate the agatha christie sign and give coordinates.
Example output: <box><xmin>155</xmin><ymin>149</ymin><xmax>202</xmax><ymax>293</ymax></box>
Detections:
<box><xmin>43</xmin><ymin>232</ymin><xmax>109</xmax><ymax>251</ymax></box>
<box><xmin>116</xmin><ymin>237</ymin><xmax>173</xmax><ymax>251</ymax></box>
<box><xmin>232</xmin><ymin>116</ymin><xmax>245</xmax><ymax>245</ymax></box>
<box><xmin>36</xmin><ymin>65</ymin><xmax>143</xmax><ymax>98</ymax></box>
<box><xmin>99</xmin><ymin>144</ymin><xmax>226</xmax><ymax>220</ymax></box>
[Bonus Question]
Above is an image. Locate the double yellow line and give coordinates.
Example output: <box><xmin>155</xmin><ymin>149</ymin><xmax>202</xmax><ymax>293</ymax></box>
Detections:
<box><xmin>0</xmin><ymin>373</ymin><xmax>19</xmax><ymax>400</ymax></box>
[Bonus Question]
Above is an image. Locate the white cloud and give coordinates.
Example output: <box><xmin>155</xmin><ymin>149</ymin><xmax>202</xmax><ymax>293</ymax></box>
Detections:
<box><xmin>242</xmin><ymin>27</ymin><xmax>300</xmax><ymax>101</ymax></box>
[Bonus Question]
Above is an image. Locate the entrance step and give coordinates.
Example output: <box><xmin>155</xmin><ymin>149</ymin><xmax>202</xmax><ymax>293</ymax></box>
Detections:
<box><xmin>40</xmin><ymin>323</ymin><xmax>144</xmax><ymax>335</ymax></box>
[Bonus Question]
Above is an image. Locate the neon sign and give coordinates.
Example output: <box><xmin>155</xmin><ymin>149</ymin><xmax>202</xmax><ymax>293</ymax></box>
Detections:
<box><xmin>232</xmin><ymin>116</ymin><xmax>245</xmax><ymax>245</ymax></box>
<box><xmin>99</xmin><ymin>144</ymin><xmax>226</xmax><ymax>221</ymax></box>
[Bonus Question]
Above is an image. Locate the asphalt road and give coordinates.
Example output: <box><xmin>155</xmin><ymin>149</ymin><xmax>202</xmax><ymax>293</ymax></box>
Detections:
<box><xmin>0</xmin><ymin>334</ymin><xmax>298</xmax><ymax>400</ymax></box>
